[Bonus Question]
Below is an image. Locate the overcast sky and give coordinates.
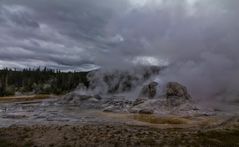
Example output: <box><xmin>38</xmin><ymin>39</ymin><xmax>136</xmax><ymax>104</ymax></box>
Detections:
<box><xmin>0</xmin><ymin>0</ymin><xmax>128</xmax><ymax>71</ymax></box>
<box><xmin>1</xmin><ymin>0</ymin><xmax>239</xmax><ymax>100</ymax></box>
<box><xmin>0</xmin><ymin>0</ymin><xmax>238</xmax><ymax>70</ymax></box>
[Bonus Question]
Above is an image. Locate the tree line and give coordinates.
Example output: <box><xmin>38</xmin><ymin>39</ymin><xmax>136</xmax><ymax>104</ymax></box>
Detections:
<box><xmin>0</xmin><ymin>68</ymin><xmax>89</xmax><ymax>96</ymax></box>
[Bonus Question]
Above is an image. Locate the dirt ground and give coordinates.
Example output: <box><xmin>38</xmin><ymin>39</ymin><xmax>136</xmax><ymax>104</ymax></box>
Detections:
<box><xmin>0</xmin><ymin>120</ymin><xmax>239</xmax><ymax>147</ymax></box>
<box><xmin>0</xmin><ymin>96</ymin><xmax>238</xmax><ymax>147</ymax></box>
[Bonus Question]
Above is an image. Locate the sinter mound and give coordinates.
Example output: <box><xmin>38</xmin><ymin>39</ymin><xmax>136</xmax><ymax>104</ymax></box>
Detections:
<box><xmin>60</xmin><ymin>81</ymin><xmax>209</xmax><ymax>116</ymax></box>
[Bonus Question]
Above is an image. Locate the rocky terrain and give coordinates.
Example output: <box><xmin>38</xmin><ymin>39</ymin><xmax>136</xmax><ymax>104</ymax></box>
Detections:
<box><xmin>60</xmin><ymin>81</ymin><xmax>209</xmax><ymax>116</ymax></box>
<box><xmin>0</xmin><ymin>121</ymin><xmax>239</xmax><ymax>147</ymax></box>
<box><xmin>0</xmin><ymin>80</ymin><xmax>238</xmax><ymax>146</ymax></box>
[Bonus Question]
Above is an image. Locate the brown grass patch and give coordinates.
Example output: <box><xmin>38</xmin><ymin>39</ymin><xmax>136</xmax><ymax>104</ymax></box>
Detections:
<box><xmin>0</xmin><ymin>95</ymin><xmax>51</xmax><ymax>103</ymax></box>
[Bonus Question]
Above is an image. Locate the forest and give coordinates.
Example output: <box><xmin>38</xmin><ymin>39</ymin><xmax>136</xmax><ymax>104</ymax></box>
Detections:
<box><xmin>0</xmin><ymin>68</ymin><xmax>89</xmax><ymax>96</ymax></box>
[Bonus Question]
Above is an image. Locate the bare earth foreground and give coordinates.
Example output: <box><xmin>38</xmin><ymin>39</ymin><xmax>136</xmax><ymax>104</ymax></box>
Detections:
<box><xmin>0</xmin><ymin>96</ymin><xmax>238</xmax><ymax>147</ymax></box>
<box><xmin>0</xmin><ymin>123</ymin><xmax>239</xmax><ymax>147</ymax></box>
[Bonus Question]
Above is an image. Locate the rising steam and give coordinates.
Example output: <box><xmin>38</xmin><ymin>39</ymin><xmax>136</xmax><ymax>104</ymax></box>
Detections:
<box><xmin>96</xmin><ymin>0</ymin><xmax>239</xmax><ymax>103</ymax></box>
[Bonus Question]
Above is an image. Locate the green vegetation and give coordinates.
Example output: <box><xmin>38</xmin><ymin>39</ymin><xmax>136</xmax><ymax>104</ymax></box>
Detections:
<box><xmin>0</xmin><ymin>68</ymin><xmax>89</xmax><ymax>96</ymax></box>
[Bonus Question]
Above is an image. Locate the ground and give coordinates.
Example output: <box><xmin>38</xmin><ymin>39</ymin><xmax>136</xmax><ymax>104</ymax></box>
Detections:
<box><xmin>0</xmin><ymin>123</ymin><xmax>238</xmax><ymax>147</ymax></box>
<box><xmin>0</xmin><ymin>95</ymin><xmax>52</xmax><ymax>103</ymax></box>
<box><xmin>0</xmin><ymin>96</ymin><xmax>238</xmax><ymax>147</ymax></box>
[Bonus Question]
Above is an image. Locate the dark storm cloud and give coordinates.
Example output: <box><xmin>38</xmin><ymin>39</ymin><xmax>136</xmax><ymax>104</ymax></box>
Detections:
<box><xmin>1</xmin><ymin>0</ymin><xmax>239</xmax><ymax>102</ymax></box>
<box><xmin>0</xmin><ymin>0</ymin><xmax>130</xmax><ymax>70</ymax></box>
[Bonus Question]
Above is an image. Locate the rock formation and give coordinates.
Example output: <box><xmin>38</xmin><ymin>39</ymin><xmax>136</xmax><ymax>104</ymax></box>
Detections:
<box><xmin>59</xmin><ymin>92</ymin><xmax>103</xmax><ymax>109</ymax></box>
<box><xmin>166</xmin><ymin>82</ymin><xmax>192</xmax><ymax>107</ymax></box>
<box><xmin>60</xmin><ymin>81</ymin><xmax>205</xmax><ymax>116</ymax></box>
<box><xmin>166</xmin><ymin>82</ymin><xmax>191</xmax><ymax>100</ymax></box>
<box><xmin>102</xmin><ymin>96</ymin><xmax>133</xmax><ymax>113</ymax></box>
<box><xmin>140</xmin><ymin>81</ymin><xmax>158</xmax><ymax>98</ymax></box>
<box><xmin>130</xmin><ymin>82</ymin><xmax>196</xmax><ymax>115</ymax></box>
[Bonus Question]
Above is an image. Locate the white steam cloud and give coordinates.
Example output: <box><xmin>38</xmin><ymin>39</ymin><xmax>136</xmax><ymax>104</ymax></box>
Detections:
<box><xmin>102</xmin><ymin>0</ymin><xmax>239</xmax><ymax>103</ymax></box>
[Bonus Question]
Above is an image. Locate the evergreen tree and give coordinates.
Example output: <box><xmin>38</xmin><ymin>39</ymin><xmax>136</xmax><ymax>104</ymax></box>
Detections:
<box><xmin>0</xmin><ymin>67</ymin><xmax>90</xmax><ymax>96</ymax></box>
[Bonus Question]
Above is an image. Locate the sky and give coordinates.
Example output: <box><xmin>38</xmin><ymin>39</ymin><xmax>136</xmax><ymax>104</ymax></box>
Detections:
<box><xmin>0</xmin><ymin>0</ymin><xmax>202</xmax><ymax>70</ymax></box>
<box><xmin>0</xmin><ymin>0</ymin><xmax>239</xmax><ymax>101</ymax></box>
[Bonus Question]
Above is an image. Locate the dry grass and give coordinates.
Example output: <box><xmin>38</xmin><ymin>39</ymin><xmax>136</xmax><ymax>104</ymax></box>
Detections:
<box><xmin>0</xmin><ymin>95</ymin><xmax>51</xmax><ymax>103</ymax></box>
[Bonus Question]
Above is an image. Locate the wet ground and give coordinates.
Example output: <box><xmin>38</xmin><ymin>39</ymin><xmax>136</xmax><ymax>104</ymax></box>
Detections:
<box><xmin>0</xmin><ymin>97</ymin><xmax>233</xmax><ymax>127</ymax></box>
<box><xmin>0</xmin><ymin>98</ymin><xmax>121</xmax><ymax>128</ymax></box>
<box><xmin>0</xmin><ymin>97</ymin><xmax>238</xmax><ymax>146</ymax></box>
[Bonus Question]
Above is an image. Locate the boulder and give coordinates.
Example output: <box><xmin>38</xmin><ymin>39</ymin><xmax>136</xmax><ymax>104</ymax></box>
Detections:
<box><xmin>166</xmin><ymin>82</ymin><xmax>191</xmax><ymax>100</ymax></box>
<box><xmin>140</xmin><ymin>81</ymin><xmax>158</xmax><ymax>98</ymax></box>
<box><xmin>165</xmin><ymin>82</ymin><xmax>192</xmax><ymax>107</ymax></box>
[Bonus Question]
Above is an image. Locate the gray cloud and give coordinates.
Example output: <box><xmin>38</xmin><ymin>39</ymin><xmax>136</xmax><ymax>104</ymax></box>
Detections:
<box><xmin>0</xmin><ymin>0</ymin><xmax>239</xmax><ymax>102</ymax></box>
<box><xmin>0</xmin><ymin>0</ymin><xmax>130</xmax><ymax>70</ymax></box>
